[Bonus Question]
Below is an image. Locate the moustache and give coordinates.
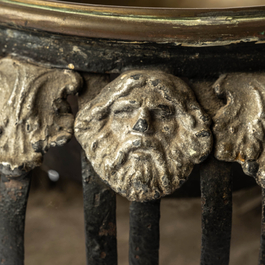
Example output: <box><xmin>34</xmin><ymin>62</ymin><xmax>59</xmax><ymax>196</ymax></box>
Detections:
<box><xmin>109</xmin><ymin>135</ymin><xmax>166</xmax><ymax>171</ymax></box>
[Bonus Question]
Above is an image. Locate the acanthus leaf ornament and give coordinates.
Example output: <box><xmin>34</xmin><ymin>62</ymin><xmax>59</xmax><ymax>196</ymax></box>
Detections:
<box><xmin>75</xmin><ymin>70</ymin><xmax>213</xmax><ymax>202</ymax></box>
<box><xmin>0</xmin><ymin>57</ymin><xmax>82</xmax><ymax>177</ymax></box>
<box><xmin>213</xmin><ymin>73</ymin><xmax>265</xmax><ymax>187</ymax></box>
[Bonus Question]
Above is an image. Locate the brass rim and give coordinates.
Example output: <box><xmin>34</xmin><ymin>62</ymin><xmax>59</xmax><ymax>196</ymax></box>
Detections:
<box><xmin>1</xmin><ymin>0</ymin><xmax>265</xmax><ymax>46</ymax></box>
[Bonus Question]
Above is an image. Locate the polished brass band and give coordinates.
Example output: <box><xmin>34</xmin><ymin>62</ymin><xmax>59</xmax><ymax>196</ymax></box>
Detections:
<box><xmin>1</xmin><ymin>0</ymin><xmax>265</xmax><ymax>46</ymax></box>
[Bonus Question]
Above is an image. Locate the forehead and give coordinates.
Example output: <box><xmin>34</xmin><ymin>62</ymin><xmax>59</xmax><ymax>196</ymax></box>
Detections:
<box><xmin>117</xmin><ymin>85</ymin><xmax>172</xmax><ymax>105</ymax></box>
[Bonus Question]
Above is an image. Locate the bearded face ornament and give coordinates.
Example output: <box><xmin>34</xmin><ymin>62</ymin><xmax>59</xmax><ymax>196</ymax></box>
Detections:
<box><xmin>75</xmin><ymin>71</ymin><xmax>212</xmax><ymax>202</ymax></box>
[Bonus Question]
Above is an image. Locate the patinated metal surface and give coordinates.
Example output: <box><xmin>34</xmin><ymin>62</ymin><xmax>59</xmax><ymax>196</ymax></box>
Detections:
<box><xmin>259</xmin><ymin>188</ymin><xmax>265</xmax><ymax>265</ymax></box>
<box><xmin>0</xmin><ymin>57</ymin><xmax>82</xmax><ymax>177</ymax></box>
<box><xmin>129</xmin><ymin>200</ymin><xmax>160</xmax><ymax>265</ymax></box>
<box><xmin>1</xmin><ymin>0</ymin><xmax>265</xmax><ymax>46</ymax></box>
<box><xmin>212</xmin><ymin>73</ymin><xmax>265</xmax><ymax>187</ymax></box>
<box><xmin>0</xmin><ymin>173</ymin><xmax>31</xmax><ymax>265</ymax></box>
<box><xmin>2</xmin><ymin>27</ymin><xmax>265</xmax><ymax>78</ymax></box>
<box><xmin>75</xmin><ymin>70</ymin><xmax>212</xmax><ymax>201</ymax></box>
<box><xmin>200</xmin><ymin>155</ymin><xmax>233</xmax><ymax>265</ymax></box>
<box><xmin>82</xmin><ymin>152</ymin><xmax>117</xmax><ymax>265</ymax></box>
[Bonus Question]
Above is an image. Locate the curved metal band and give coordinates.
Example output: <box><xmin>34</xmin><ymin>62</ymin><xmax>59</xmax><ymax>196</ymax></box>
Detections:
<box><xmin>1</xmin><ymin>0</ymin><xmax>265</xmax><ymax>46</ymax></box>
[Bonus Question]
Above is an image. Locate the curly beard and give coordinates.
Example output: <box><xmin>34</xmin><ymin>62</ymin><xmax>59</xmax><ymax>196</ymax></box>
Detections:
<box><xmin>91</xmin><ymin>133</ymin><xmax>176</xmax><ymax>201</ymax></box>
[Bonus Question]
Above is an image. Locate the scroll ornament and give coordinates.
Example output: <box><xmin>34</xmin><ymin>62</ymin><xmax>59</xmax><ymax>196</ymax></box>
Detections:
<box><xmin>75</xmin><ymin>70</ymin><xmax>213</xmax><ymax>202</ymax></box>
<box><xmin>0</xmin><ymin>58</ymin><xmax>82</xmax><ymax>177</ymax></box>
<box><xmin>213</xmin><ymin>73</ymin><xmax>265</xmax><ymax>187</ymax></box>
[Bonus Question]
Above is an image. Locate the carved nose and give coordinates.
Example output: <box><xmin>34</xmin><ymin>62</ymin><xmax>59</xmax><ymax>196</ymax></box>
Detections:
<box><xmin>133</xmin><ymin>118</ymin><xmax>149</xmax><ymax>133</ymax></box>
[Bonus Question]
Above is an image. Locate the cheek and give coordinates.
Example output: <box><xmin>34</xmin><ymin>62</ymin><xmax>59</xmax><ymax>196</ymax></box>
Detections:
<box><xmin>110</xmin><ymin>117</ymin><xmax>133</xmax><ymax>135</ymax></box>
<box><xmin>156</xmin><ymin>120</ymin><xmax>177</xmax><ymax>137</ymax></box>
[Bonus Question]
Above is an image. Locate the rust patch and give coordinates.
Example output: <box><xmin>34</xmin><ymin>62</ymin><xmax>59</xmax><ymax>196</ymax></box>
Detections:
<box><xmin>147</xmin><ymin>224</ymin><xmax>152</xmax><ymax>229</ymax></box>
<box><xmin>2</xmin><ymin>235</ymin><xmax>8</xmax><ymax>244</ymax></box>
<box><xmin>100</xmin><ymin>252</ymin><xmax>106</xmax><ymax>259</ymax></box>
<box><xmin>99</xmin><ymin>222</ymin><xmax>116</xmax><ymax>237</ymax></box>
<box><xmin>94</xmin><ymin>193</ymin><xmax>100</xmax><ymax>207</ymax></box>
<box><xmin>235</xmin><ymin>153</ymin><xmax>245</xmax><ymax>162</ymax></box>
<box><xmin>7</xmin><ymin>191</ymin><xmax>17</xmax><ymax>202</ymax></box>
<box><xmin>4</xmin><ymin>179</ymin><xmax>21</xmax><ymax>189</ymax></box>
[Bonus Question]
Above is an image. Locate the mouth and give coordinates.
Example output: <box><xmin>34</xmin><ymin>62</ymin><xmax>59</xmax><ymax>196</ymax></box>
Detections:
<box><xmin>130</xmin><ymin>149</ymin><xmax>152</xmax><ymax>160</ymax></box>
<box><xmin>131</xmin><ymin>136</ymin><xmax>158</xmax><ymax>149</ymax></box>
<box><xmin>112</xmin><ymin>135</ymin><xmax>162</xmax><ymax>168</ymax></box>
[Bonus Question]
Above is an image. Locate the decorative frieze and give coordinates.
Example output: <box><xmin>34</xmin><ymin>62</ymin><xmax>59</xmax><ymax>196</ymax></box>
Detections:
<box><xmin>0</xmin><ymin>58</ymin><xmax>82</xmax><ymax>177</ymax></box>
<box><xmin>2</xmin><ymin>56</ymin><xmax>264</xmax><ymax>199</ymax></box>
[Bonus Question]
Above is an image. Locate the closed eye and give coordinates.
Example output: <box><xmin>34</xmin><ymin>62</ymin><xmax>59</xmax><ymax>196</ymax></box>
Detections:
<box><xmin>113</xmin><ymin>106</ymin><xmax>136</xmax><ymax>115</ymax></box>
<box><xmin>150</xmin><ymin>104</ymin><xmax>175</xmax><ymax>118</ymax></box>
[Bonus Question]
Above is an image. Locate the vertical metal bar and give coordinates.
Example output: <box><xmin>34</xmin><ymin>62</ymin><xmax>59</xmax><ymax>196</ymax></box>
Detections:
<box><xmin>81</xmin><ymin>152</ymin><xmax>117</xmax><ymax>265</ymax></box>
<box><xmin>259</xmin><ymin>188</ymin><xmax>265</xmax><ymax>264</ymax></box>
<box><xmin>0</xmin><ymin>173</ymin><xmax>31</xmax><ymax>265</ymax></box>
<box><xmin>200</xmin><ymin>155</ymin><xmax>233</xmax><ymax>265</ymax></box>
<box><xmin>129</xmin><ymin>199</ymin><xmax>160</xmax><ymax>265</ymax></box>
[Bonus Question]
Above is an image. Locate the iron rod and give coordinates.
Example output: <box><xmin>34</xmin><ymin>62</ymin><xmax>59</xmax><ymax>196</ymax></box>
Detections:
<box><xmin>200</xmin><ymin>155</ymin><xmax>233</xmax><ymax>265</ymax></box>
<box><xmin>259</xmin><ymin>188</ymin><xmax>265</xmax><ymax>264</ymax></box>
<box><xmin>129</xmin><ymin>199</ymin><xmax>160</xmax><ymax>265</ymax></box>
<box><xmin>81</xmin><ymin>152</ymin><xmax>117</xmax><ymax>265</ymax></box>
<box><xmin>0</xmin><ymin>173</ymin><xmax>31</xmax><ymax>265</ymax></box>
